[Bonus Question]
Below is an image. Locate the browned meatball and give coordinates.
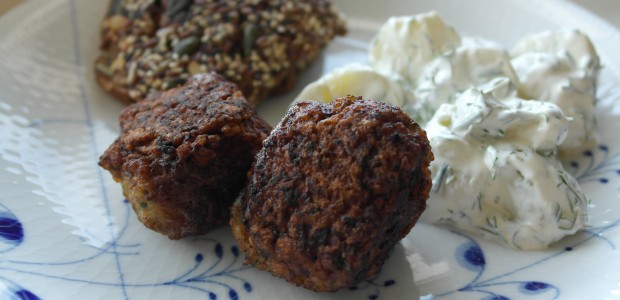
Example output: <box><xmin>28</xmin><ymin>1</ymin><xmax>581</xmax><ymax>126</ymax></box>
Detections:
<box><xmin>99</xmin><ymin>72</ymin><xmax>272</xmax><ymax>239</ymax></box>
<box><xmin>231</xmin><ymin>95</ymin><xmax>433</xmax><ymax>292</ymax></box>
<box><xmin>95</xmin><ymin>0</ymin><xmax>346</xmax><ymax>105</ymax></box>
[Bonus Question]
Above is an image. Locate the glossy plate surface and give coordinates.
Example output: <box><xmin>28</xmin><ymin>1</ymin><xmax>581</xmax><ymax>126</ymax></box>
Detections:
<box><xmin>0</xmin><ymin>0</ymin><xmax>619</xmax><ymax>299</ymax></box>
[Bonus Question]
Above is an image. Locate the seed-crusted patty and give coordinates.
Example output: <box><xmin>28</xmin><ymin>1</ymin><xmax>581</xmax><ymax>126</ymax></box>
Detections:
<box><xmin>99</xmin><ymin>72</ymin><xmax>272</xmax><ymax>239</ymax></box>
<box><xmin>96</xmin><ymin>0</ymin><xmax>347</xmax><ymax>105</ymax></box>
<box><xmin>231</xmin><ymin>96</ymin><xmax>433</xmax><ymax>291</ymax></box>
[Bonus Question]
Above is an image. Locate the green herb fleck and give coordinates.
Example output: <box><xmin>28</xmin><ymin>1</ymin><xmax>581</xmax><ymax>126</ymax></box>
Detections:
<box><xmin>432</xmin><ymin>164</ymin><xmax>449</xmax><ymax>193</ymax></box>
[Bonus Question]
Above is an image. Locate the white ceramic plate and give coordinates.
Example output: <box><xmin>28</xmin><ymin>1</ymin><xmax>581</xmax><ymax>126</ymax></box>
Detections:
<box><xmin>1</xmin><ymin>0</ymin><xmax>620</xmax><ymax>299</ymax></box>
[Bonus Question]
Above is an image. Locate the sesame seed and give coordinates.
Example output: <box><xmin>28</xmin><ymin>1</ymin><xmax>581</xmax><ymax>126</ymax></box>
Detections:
<box><xmin>126</xmin><ymin>62</ymin><xmax>138</xmax><ymax>84</ymax></box>
<box><xmin>98</xmin><ymin>0</ymin><xmax>346</xmax><ymax>104</ymax></box>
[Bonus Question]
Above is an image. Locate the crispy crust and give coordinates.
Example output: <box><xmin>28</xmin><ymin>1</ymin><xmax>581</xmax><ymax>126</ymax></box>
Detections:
<box><xmin>95</xmin><ymin>0</ymin><xmax>347</xmax><ymax>105</ymax></box>
<box><xmin>99</xmin><ymin>73</ymin><xmax>272</xmax><ymax>239</ymax></box>
<box><xmin>231</xmin><ymin>96</ymin><xmax>433</xmax><ymax>291</ymax></box>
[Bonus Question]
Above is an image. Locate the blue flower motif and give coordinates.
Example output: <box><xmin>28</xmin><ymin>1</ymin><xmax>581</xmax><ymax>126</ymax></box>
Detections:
<box><xmin>520</xmin><ymin>281</ymin><xmax>550</xmax><ymax>294</ymax></box>
<box><xmin>228</xmin><ymin>289</ymin><xmax>238</xmax><ymax>300</ymax></box>
<box><xmin>483</xmin><ymin>296</ymin><xmax>509</xmax><ymax>300</ymax></box>
<box><xmin>0</xmin><ymin>213</ymin><xmax>23</xmax><ymax>243</ymax></box>
<box><xmin>348</xmin><ymin>277</ymin><xmax>397</xmax><ymax>299</ymax></box>
<box><xmin>14</xmin><ymin>289</ymin><xmax>40</xmax><ymax>300</ymax></box>
<box><xmin>574</xmin><ymin>144</ymin><xmax>620</xmax><ymax>183</ymax></box>
<box><xmin>436</xmin><ymin>232</ymin><xmax>566</xmax><ymax>300</ymax></box>
<box><xmin>0</xmin><ymin>204</ymin><xmax>23</xmax><ymax>253</ymax></box>
<box><xmin>243</xmin><ymin>282</ymin><xmax>252</xmax><ymax>292</ymax></box>
<box><xmin>161</xmin><ymin>239</ymin><xmax>253</xmax><ymax>299</ymax></box>
<box><xmin>0</xmin><ymin>276</ymin><xmax>40</xmax><ymax>300</ymax></box>
<box><xmin>215</xmin><ymin>244</ymin><xmax>224</xmax><ymax>258</ymax></box>
<box><xmin>456</xmin><ymin>241</ymin><xmax>485</xmax><ymax>271</ymax></box>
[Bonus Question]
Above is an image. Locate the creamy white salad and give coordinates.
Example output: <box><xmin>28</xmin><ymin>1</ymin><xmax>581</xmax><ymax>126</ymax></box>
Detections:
<box><xmin>511</xmin><ymin>30</ymin><xmax>600</xmax><ymax>155</ymax></box>
<box><xmin>424</xmin><ymin>79</ymin><xmax>587</xmax><ymax>249</ymax></box>
<box><xmin>295</xmin><ymin>12</ymin><xmax>599</xmax><ymax>249</ymax></box>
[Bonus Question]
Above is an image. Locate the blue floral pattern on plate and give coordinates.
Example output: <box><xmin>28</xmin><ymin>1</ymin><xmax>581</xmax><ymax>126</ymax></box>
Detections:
<box><xmin>1</xmin><ymin>0</ymin><xmax>620</xmax><ymax>299</ymax></box>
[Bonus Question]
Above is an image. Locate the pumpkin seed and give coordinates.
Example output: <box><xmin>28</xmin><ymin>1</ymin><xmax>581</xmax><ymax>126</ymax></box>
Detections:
<box><xmin>166</xmin><ymin>0</ymin><xmax>192</xmax><ymax>18</ymax></box>
<box><xmin>173</xmin><ymin>36</ymin><xmax>200</xmax><ymax>56</ymax></box>
<box><xmin>243</xmin><ymin>24</ymin><xmax>259</xmax><ymax>57</ymax></box>
<box><xmin>107</xmin><ymin>0</ymin><xmax>122</xmax><ymax>16</ymax></box>
<box><xmin>165</xmin><ymin>77</ymin><xmax>186</xmax><ymax>89</ymax></box>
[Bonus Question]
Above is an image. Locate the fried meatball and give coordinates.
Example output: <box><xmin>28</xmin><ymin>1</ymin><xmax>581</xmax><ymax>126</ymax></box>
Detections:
<box><xmin>95</xmin><ymin>0</ymin><xmax>346</xmax><ymax>105</ymax></box>
<box><xmin>99</xmin><ymin>73</ymin><xmax>272</xmax><ymax>239</ymax></box>
<box><xmin>231</xmin><ymin>96</ymin><xmax>433</xmax><ymax>291</ymax></box>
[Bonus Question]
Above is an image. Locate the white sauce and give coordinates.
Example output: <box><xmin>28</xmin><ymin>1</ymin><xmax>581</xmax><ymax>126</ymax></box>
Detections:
<box><xmin>414</xmin><ymin>37</ymin><xmax>520</xmax><ymax>124</ymax></box>
<box><xmin>422</xmin><ymin>79</ymin><xmax>587</xmax><ymax>250</ymax></box>
<box><xmin>294</xmin><ymin>12</ymin><xmax>599</xmax><ymax>249</ymax></box>
<box><xmin>368</xmin><ymin>12</ymin><xmax>461</xmax><ymax>84</ymax></box>
<box><xmin>511</xmin><ymin>30</ymin><xmax>600</xmax><ymax>155</ymax></box>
